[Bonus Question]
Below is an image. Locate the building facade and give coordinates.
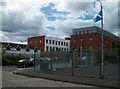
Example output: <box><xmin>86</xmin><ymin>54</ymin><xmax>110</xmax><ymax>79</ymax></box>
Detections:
<box><xmin>28</xmin><ymin>35</ymin><xmax>70</xmax><ymax>52</ymax></box>
<box><xmin>1</xmin><ymin>42</ymin><xmax>40</xmax><ymax>58</ymax></box>
<box><xmin>71</xmin><ymin>26</ymin><xmax>120</xmax><ymax>52</ymax></box>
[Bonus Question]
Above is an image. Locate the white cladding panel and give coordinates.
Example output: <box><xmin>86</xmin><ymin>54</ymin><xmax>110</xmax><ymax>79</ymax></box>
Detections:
<box><xmin>6</xmin><ymin>48</ymin><xmax>40</xmax><ymax>58</ymax></box>
<box><xmin>7</xmin><ymin>48</ymin><xmax>35</xmax><ymax>54</ymax></box>
<box><xmin>44</xmin><ymin>36</ymin><xmax>70</xmax><ymax>51</ymax></box>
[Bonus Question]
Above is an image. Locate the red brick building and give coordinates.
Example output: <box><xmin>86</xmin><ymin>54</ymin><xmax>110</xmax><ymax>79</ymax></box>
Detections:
<box><xmin>28</xmin><ymin>35</ymin><xmax>45</xmax><ymax>51</ymax></box>
<box><xmin>71</xmin><ymin>26</ymin><xmax>120</xmax><ymax>52</ymax></box>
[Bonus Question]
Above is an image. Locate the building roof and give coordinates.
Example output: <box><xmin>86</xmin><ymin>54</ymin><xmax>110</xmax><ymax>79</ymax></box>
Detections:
<box><xmin>73</xmin><ymin>26</ymin><xmax>120</xmax><ymax>41</ymax></box>
<box><xmin>28</xmin><ymin>35</ymin><xmax>70</xmax><ymax>41</ymax></box>
<box><xmin>0</xmin><ymin>42</ymin><xmax>35</xmax><ymax>49</ymax></box>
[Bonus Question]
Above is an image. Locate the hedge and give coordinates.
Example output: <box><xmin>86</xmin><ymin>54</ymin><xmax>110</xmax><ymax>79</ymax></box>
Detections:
<box><xmin>2</xmin><ymin>54</ymin><xmax>21</xmax><ymax>65</ymax></box>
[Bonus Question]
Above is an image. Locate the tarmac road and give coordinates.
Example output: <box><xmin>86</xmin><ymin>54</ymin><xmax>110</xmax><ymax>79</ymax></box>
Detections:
<box><xmin>2</xmin><ymin>66</ymin><xmax>96</xmax><ymax>87</ymax></box>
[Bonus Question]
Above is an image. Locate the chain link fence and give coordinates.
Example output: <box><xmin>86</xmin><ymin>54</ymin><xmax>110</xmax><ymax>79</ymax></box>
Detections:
<box><xmin>37</xmin><ymin>49</ymin><xmax>119</xmax><ymax>80</ymax></box>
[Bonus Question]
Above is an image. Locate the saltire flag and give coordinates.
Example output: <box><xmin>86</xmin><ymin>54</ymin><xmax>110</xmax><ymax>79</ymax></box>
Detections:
<box><xmin>94</xmin><ymin>5</ymin><xmax>102</xmax><ymax>22</ymax></box>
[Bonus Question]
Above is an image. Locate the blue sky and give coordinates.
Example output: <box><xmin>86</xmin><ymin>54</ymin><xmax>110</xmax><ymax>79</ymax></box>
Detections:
<box><xmin>41</xmin><ymin>3</ymin><xmax>69</xmax><ymax>21</ymax></box>
<box><xmin>1</xmin><ymin>0</ymin><xmax>119</xmax><ymax>44</ymax></box>
<box><xmin>41</xmin><ymin>2</ymin><xmax>94</xmax><ymax>21</ymax></box>
<box><xmin>41</xmin><ymin>2</ymin><xmax>95</xmax><ymax>31</ymax></box>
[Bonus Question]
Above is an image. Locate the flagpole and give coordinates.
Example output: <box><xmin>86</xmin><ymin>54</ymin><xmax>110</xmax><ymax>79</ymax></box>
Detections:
<box><xmin>100</xmin><ymin>1</ymin><xmax>104</xmax><ymax>79</ymax></box>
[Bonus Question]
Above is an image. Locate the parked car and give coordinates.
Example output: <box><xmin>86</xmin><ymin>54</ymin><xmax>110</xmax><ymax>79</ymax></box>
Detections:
<box><xmin>16</xmin><ymin>58</ymin><xmax>34</xmax><ymax>68</ymax></box>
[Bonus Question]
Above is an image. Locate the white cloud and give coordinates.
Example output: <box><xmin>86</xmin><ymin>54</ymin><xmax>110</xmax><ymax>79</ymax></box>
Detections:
<box><xmin>1</xmin><ymin>0</ymin><xmax>119</xmax><ymax>44</ymax></box>
<box><xmin>1</xmin><ymin>0</ymin><xmax>48</xmax><ymax>43</ymax></box>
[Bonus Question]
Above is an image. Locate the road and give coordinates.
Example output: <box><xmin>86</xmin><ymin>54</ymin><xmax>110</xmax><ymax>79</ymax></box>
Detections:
<box><xmin>2</xmin><ymin>66</ymin><xmax>96</xmax><ymax>87</ymax></box>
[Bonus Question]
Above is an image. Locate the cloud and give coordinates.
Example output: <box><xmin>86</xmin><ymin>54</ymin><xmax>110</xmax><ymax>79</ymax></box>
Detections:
<box><xmin>1</xmin><ymin>0</ymin><xmax>47</xmax><ymax>43</ymax></box>
<box><xmin>103</xmin><ymin>2</ymin><xmax>118</xmax><ymax>34</ymax></box>
<box><xmin>1</xmin><ymin>0</ymin><xmax>119</xmax><ymax>44</ymax></box>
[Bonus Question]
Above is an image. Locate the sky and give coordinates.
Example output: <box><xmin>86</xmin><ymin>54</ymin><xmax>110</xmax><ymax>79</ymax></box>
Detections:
<box><xmin>0</xmin><ymin>0</ymin><xmax>119</xmax><ymax>44</ymax></box>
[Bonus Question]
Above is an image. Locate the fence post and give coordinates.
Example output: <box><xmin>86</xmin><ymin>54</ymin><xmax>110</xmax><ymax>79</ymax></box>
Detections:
<box><xmin>12</xmin><ymin>53</ymin><xmax>13</xmax><ymax>64</ymax></box>
<box><xmin>34</xmin><ymin>47</ymin><xmax>38</xmax><ymax>72</ymax></box>
<box><xmin>65</xmin><ymin>52</ymin><xmax>67</xmax><ymax>69</ymax></box>
<box><xmin>34</xmin><ymin>51</ymin><xmax>36</xmax><ymax>72</ymax></box>
<box><xmin>71</xmin><ymin>50</ymin><xmax>74</xmax><ymax>76</ymax></box>
<box><xmin>50</xmin><ymin>51</ymin><xmax>53</xmax><ymax>74</ymax></box>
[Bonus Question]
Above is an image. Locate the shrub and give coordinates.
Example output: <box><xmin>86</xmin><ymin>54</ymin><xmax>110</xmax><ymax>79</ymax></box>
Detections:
<box><xmin>2</xmin><ymin>54</ymin><xmax>21</xmax><ymax>65</ymax></box>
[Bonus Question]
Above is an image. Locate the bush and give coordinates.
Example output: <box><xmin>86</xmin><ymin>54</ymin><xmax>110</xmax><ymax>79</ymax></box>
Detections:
<box><xmin>2</xmin><ymin>54</ymin><xmax>21</xmax><ymax>65</ymax></box>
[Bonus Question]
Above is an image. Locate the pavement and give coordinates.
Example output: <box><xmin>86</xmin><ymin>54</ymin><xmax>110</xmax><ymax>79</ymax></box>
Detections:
<box><xmin>13</xmin><ymin>68</ymin><xmax>119</xmax><ymax>88</ymax></box>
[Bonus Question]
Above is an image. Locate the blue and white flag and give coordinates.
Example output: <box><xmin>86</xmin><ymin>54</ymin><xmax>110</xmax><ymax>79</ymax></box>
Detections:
<box><xmin>94</xmin><ymin>7</ymin><xmax>102</xmax><ymax>22</ymax></box>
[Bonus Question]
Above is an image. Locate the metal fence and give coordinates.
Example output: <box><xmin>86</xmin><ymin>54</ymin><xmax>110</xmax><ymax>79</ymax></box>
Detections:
<box><xmin>36</xmin><ymin>49</ymin><xmax>120</xmax><ymax>80</ymax></box>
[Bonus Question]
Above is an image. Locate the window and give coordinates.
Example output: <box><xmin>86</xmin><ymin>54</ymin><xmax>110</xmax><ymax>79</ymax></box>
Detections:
<box><xmin>89</xmin><ymin>37</ymin><xmax>93</xmax><ymax>41</ymax></box>
<box><xmin>55</xmin><ymin>41</ymin><xmax>57</xmax><ymax>45</ymax></box>
<box><xmin>80</xmin><ymin>38</ymin><xmax>84</xmax><ymax>42</ymax></box>
<box><xmin>64</xmin><ymin>48</ymin><xmax>66</xmax><ymax>51</ymax></box>
<box><xmin>83</xmin><ymin>31</ymin><xmax>85</xmax><ymax>34</ymax></box>
<box><xmin>79</xmin><ymin>31</ymin><xmax>81</xmax><ymax>34</ymax></box>
<box><xmin>50</xmin><ymin>47</ymin><xmax>52</xmax><ymax>51</ymax></box>
<box><xmin>46</xmin><ymin>39</ymin><xmax>48</xmax><ymax>43</ymax></box>
<box><xmin>16</xmin><ymin>45</ymin><xmax>21</xmax><ymax>51</ymax></box>
<box><xmin>59</xmin><ymin>48</ymin><xmax>61</xmax><ymax>51</ymax></box>
<box><xmin>62</xmin><ymin>48</ymin><xmax>63</xmax><ymax>51</ymax></box>
<box><xmin>90</xmin><ymin>30</ymin><xmax>93</xmax><ymax>34</ymax></box>
<box><xmin>81</xmin><ymin>31</ymin><xmax>83</xmax><ymax>34</ymax></box>
<box><xmin>52</xmin><ymin>40</ymin><xmax>54</xmax><ymax>44</ymax></box>
<box><xmin>40</xmin><ymin>40</ymin><xmax>42</xmax><ymax>43</ymax></box>
<box><xmin>6</xmin><ymin>44</ymin><xmax>11</xmax><ymax>50</ymax></box>
<box><xmin>89</xmin><ymin>45</ymin><xmax>92</xmax><ymax>50</ymax></box>
<box><xmin>87</xmin><ymin>30</ymin><xmax>89</xmax><ymax>33</ymax></box>
<box><xmin>97</xmin><ymin>37</ymin><xmax>100</xmax><ymax>41</ymax></box>
<box><xmin>58</xmin><ymin>41</ymin><xmax>60</xmax><ymax>45</ymax></box>
<box><xmin>26</xmin><ymin>46</ymin><xmax>30</xmax><ymax>52</ymax></box>
<box><xmin>66</xmin><ymin>43</ymin><xmax>68</xmax><ymax>46</ymax></box>
<box><xmin>35</xmin><ymin>41</ymin><xmax>37</xmax><ymax>43</ymax></box>
<box><xmin>74</xmin><ymin>40</ymin><xmax>76</xmax><ymax>43</ymax></box>
<box><xmin>29</xmin><ymin>41</ymin><xmax>32</xmax><ymax>44</ymax></box>
<box><xmin>61</xmin><ymin>42</ymin><xmax>63</xmax><ymax>45</ymax></box>
<box><xmin>53</xmin><ymin>47</ymin><xmax>55</xmax><ymax>51</ymax></box>
<box><xmin>64</xmin><ymin>42</ymin><xmax>65</xmax><ymax>46</ymax></box>
<box><xmin>112</xmin><ymin>42</ymin><xmax>115</xmax><ymax>49</ymax></box>
<box><xmin>49</xmin><ymin>40</ymin><xmax>51</xmax><ymax>44</ymax></box>
<box><xmin>80</xmin><ymin>45</ymin><xmax>83</xmax><ymax>50</ymax></box>
<box><xmin>46</xmin><ymin>46</ymin><xmax>49</xmax><ymax>51</ymax></box>
<box><xmin>56</xmin><ymin>47</ymin><xmax>59</xmax><ymax>51</ymax></box>
<box><xmin>75</xmin><ymin>32</ymin><xmax>77</xmax><ymax>35</ymax></box>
